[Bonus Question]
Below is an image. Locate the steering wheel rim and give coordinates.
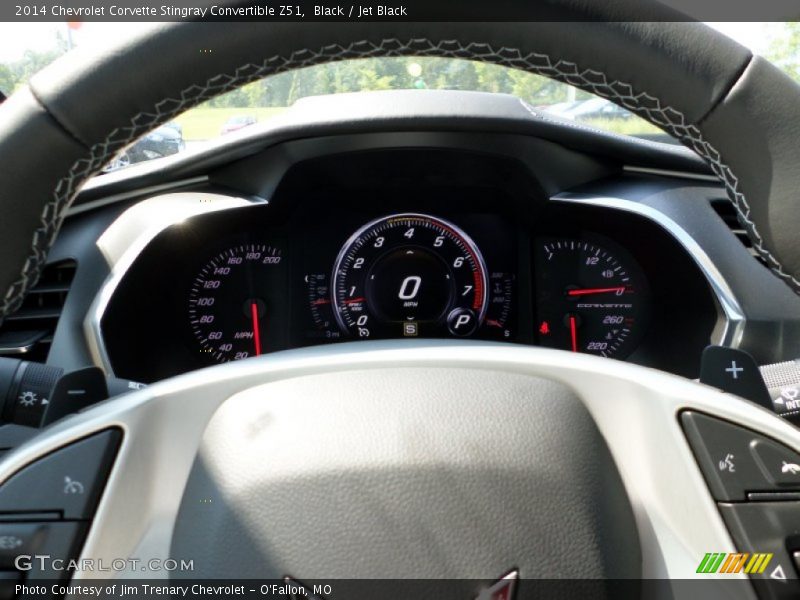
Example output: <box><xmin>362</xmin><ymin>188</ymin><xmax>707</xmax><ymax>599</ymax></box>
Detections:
<box><xmin>1</xmin><ymin>11</ymin><xmax>800</xmax><ymax>319</ymax></box>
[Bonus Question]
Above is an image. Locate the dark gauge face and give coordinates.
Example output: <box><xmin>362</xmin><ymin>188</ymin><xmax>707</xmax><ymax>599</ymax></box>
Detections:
<box><xmin>534</xmin><ymin>237</ymin><xmax>649</xmax><ymax>358</ymax></box>
<box><xmin>332</xmin><ymin>214</ymin><xmax>489</xmax><ymax>339</ymax></box>
<box><xmin>306</xmin><ymin>272</ymin><xmax>343</xmax><ymax>342</ymax></box>
<box><xmin>188</xmin><ymin>244</ymin><xmax>284</xmax><ymax>362</ymax></box>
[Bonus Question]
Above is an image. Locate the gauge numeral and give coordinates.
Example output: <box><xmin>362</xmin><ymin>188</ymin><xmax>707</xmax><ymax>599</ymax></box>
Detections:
<box><xmin>453</xmin><ymin>257</ymin><xmax>465</xmax><ymax>268</ymax></box>
<box><xmin>404</xmin><ymin>228</ymin><xmax>415</xmax><ymax>239</ymax></box>
<box><xmin>587</xmin><ymin>342</ymin><xmax>608</xmax><ymax>351</ymax></box>
<box><xmin>356</xmin><ymin>315</ymin><xmax>369</xmax><ymax>326</ymax></box>
<box><xmin>354</xmin><ymin>257</ymin><xmax>365</xmax><ymax>269</ymax></box>
<box><xmin>374</xmin><ymin>237</ymin><xmax>385</xmax><ymax>248</ymax></box>
<box><xmin>398</xmin><ymin>276</ymin><xmax>422</xmax><ymax>300</ymax></box>
<box><xmin>433</xmin><ymin>235</ymin><xmax>444</xmax><ymax>248</ymax></box>
<box><xmin>462</xmin><ymin>285</ymin><xmax>473</xmax><ymax>296</ymax></box>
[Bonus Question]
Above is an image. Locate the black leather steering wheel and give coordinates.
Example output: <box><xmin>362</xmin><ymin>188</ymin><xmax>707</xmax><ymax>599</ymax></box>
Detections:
<box><xmin>2</xmin><ymin>8</ymin><xmax>800</xmax><ymax>320</ymax></box>
<box><xmin>2</xmin><ymin>3</ymin><xmax>800</xmax><ymax>590</ymax></box>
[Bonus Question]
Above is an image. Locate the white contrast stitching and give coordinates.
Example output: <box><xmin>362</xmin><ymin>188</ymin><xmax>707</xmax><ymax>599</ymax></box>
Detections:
<box><xmin>2</xmin><ymin>37</ymin><xmax>794</xmax><ymax>318</ymax></box>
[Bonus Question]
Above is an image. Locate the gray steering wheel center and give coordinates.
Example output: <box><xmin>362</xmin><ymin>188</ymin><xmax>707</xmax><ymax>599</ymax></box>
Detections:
<box><xmin>170</xmin><ymin>367</ymin><xmax>639</xmax><ymax>580</ymax></box>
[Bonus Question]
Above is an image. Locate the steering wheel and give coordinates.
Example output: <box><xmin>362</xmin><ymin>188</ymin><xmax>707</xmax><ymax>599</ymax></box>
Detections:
<box><xmin>1</xmin><ymin>4</ymin><xmax>800</xmax><ymax>593</ymax></box>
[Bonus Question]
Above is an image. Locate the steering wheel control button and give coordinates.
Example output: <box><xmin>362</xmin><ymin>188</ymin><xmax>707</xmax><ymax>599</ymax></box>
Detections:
<box><xmin>0</xmin><ymin>521</ymin><xmax>84</xmax><ymax>571</ymax></box>
<box><xmin>751</xmin><ymin>439</ymin><xmax>800</xmax><ymax>488</ymax></box>
<box><xmin>681</xmin><ymin>412</ymin><xmax>800</xmax><ymax>501</ymax></box>
<box><xmin>0</xmin><ymin>521</ymin><xmax>86</xmax><ymax>583</ymax></box>
<box><xmin>719</xmin><ymin>502</ymin><xmax>800</xmax><ymax>599</ymax></box>
<box><xmin>700</xmin><ymin>346</ymin><xmax>772</xmax><ymax>410</ymax></box>
<box><xmin>0</xmin><ymin>429</ymin><xmax>120</xmax><ymax>519</ymax></box>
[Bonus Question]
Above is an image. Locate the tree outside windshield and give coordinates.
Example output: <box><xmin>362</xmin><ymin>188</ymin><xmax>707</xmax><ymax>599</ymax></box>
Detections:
<box><xmin>1</xmin><ymin>22</ymin><xmax>798</xmax><ymax>171</ymax></box>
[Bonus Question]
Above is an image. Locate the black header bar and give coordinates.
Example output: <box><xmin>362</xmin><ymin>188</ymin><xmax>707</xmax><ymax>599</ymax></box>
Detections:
<box><xmin>5</xmin><ymin>0</ymin><xmax>800</xmax><ymax>22</ymax></box>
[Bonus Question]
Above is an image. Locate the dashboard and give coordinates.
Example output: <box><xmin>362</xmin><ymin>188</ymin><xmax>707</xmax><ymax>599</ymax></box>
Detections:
<box><xmin>95</xmin><ymin>147</ymin><xmax>718</xmax><ymax>383</ymax></box>
<box><xmin>20</xmin><ymin>91</ymin><xmax>800</xmax><ymax>389</ymax></box>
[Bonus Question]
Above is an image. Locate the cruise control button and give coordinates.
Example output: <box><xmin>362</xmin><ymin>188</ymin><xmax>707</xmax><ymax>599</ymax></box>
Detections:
<box><xmin>0</xmin><ymin>429</ymin><xmax>120</xmax><ymax>519</ymax></box>
<box><xmin>751</xmin><ymin>438</ymin><xmax>800</xmax><ymax>488</ymax></box>
<box><xmin>0</xmin><ymin>522</ymin><xmax>84</xmax><ymax>571</ymax></box>
<box><xmin>682</xmin><ymin>412</ymin><xmax>776</xmax><ymax>500</ymax></box>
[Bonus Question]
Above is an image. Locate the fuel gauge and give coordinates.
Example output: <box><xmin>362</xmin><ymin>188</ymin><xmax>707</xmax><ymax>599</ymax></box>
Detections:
<box><xmin>534</xmin><ymin>237</ymin><xmax>650</xmax><ymax>358</ymax></box>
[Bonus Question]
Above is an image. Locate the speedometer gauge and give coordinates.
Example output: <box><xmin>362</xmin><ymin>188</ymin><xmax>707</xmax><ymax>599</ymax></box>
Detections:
<box><xmin>534</xmin><ymin>237</ymin><xmax>650</xmax><ymax>358</ymax></box>
<box><xmin>188</xmin><ymin>244</ymin><xmax>284</xmax><ymax>363</ymax></box>
<box><xmin>332</xmin><ymin>214</ymin><xmax>489</xmax><ymax>338</ymax></box>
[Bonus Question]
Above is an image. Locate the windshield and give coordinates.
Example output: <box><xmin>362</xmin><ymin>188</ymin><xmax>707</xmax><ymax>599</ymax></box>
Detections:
<box><xmin>1</xmin><ymin>22</ymin><xmax>798</xmax><ymax>172</ymax></box>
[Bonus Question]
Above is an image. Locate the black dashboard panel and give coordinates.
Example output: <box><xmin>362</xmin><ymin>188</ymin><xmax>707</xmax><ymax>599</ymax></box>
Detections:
<box><xmin>100</xmin><ymin>148</ymin><xmax>718</xmax><ymax>383</ymax></box>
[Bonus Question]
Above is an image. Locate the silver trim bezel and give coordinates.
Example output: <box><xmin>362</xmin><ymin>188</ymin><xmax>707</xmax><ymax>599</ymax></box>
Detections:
<box><xmin>552</xmin><ymin>192</ymin><xmax>745</xmax><ymax>348</ymax></box>
<box><xmin>83</xmin><ymin>192</ymin><xmax>259</xmax><ymax>374</ymax></box>
<box><xmin>84</xmin><ymin>190</ymin><xmax>745</xmax><ymax>377</ymax></box>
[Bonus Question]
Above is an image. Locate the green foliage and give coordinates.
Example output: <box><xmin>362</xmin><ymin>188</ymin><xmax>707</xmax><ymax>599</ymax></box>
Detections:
<box><xmin>767</xmin><ymin>22</ymin><xmax>800</xmax><ymax>83</ymax></box>
<box><xmin>195</xmin><ymin>56</ymin><xmax>630</xmax><ymax>114</ymax></box>
<box><xmin>0</xmin><ymin>65</ymin><xmax>14</xmax><ymax>96</ymax></box>
<box><xmin>0</xmin><ymin>43</ymin><xmax>67</xmax><ymax>95</ymax></box>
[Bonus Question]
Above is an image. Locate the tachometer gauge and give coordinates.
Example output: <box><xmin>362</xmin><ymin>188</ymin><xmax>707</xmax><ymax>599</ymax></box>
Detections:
<box><xmin>188</xmin><ymin>244</ymin><xmax>284</xmax><ymax>362</ymax></box>
<box><xmin>332</xmin><ymin>214</ymin><xmax>488</xmax><ymax>338</ymax></box>
<box><xmin>534</xmin><ymin>237</ymin><xmax>649</xmax><ymax>358</ymax></box>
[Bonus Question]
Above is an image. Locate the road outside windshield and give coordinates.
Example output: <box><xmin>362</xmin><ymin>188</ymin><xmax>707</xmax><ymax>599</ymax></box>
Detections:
<box><xmin>1</xmin><ymin>22</ymin><xmax>798</xmax><ymax>172</ymax></box>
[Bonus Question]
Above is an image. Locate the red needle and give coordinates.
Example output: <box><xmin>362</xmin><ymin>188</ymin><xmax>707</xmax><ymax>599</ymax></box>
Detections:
<box><xmin>567</xmin><ymin>286</ymin><xmax>626</xmax><ymax>297</ymax></box>
<box><xmin>251</xmin><ymin>302</ymin><xmax>262</xmax><ymax>356</ymax></box>
<box><xmin>343</xmin><ymin>297</ymin><xmax>366</xmax><ymax>304</ymax></box>
<box><xmin>569</xmin><ymin>315</ymin><xmax>578</xmax><ymax>352</ymax></box>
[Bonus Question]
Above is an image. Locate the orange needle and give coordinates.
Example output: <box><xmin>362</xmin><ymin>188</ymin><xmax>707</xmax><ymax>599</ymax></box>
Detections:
<box><xmin>567</xmin><ymin>286</ymin><xmax>626</xmax><ymax>296</ymax></box>
<box><xmin>569</xmin><ymin>315</ymin><xmax>578</xmax><ymax>352</ymax></box>
<box><xmin>251</xmin><ymin>302</ymin><xmax>262</xmax><ymax>356</ymax></box>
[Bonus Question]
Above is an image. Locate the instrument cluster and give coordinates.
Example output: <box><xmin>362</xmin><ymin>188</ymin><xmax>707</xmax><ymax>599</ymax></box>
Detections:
<box><xmin>181</xmin><ymin>210</ymin><xmax>650</xmax><ymax>366</ymax></box>
<box><xmin>99</xmin><ymin>152</ymin><xmax>719</xmax><ymax>383</ymax></box>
